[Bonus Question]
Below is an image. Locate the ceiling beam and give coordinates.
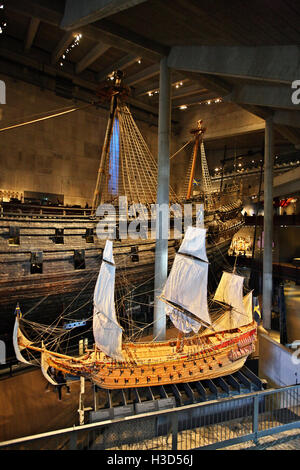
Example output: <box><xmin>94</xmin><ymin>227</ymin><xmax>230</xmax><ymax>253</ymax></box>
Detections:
<box><xmin>135</xmin><ymin>78</ymin><xmax>190</xmax><ymax>97</ymax></box>
<box><xmin>51</xmin><ymin>32</ymin><xmax>75</xmax><ymax>64</ymax></box>
<box><xmin>168</xmin><ymin>45</ymin><xmax>300</xmax><ymax>85</ymax></box>
<box><xmin>7</xmin><ymin>0</ymin><xmax>164</xmax><ymax>62</ymax></box>
<box><xmin>234</xmin><ymin>103</ymin><xmax>273</xmax><ymax>121</ymax></box>
<box><xmin>274</xmin><ymin>125</ymin><xmax>300</xmax><ymax>146</ymax></box>
<box><xmin>92</xmin><ymin>18</ymin><xmax>169</xmax><ymax>58</ymax></box>
<box><xmin>61</xmin><ymin>0</ymin><xmax>148</xmax><ymax>30</ymax></box>
<box><xmin>0</xmin><ymin>36</ymin><xmax>158</xmax><ymax>116</ymax></box>
<box><xmin>225</xmin><ymin>83</ymin><xmax>299</xmax><ymax>111</ymax></box>
<box><xmin>170</xmin><ymin>83</ymin><xmax>207</xmax><ymax>101</ymax></box>
<box><xmin>76</xmin><ymin>42</ymin><xmax>110</xmax><ymax>74</ymax></box>
<box><xmin>273</xmin><ymin>110</ymin><xmax>300</xmax><ymax>129</ymax></box>
<box><xmin>125</xmin><ymin>63</ymin><xmax>160</xmax><ymax>87</ymax></box>
<box><xmin>98</xmin><ymin>53</ymin><xmax>137</xmax><ymax>81</ymax></box>
<box><xmin>24</xmin><ymin>17</ymin><xmax>40</xmax><ymax>52</ymax></box>
<box><xmin>172</xmin><ymin>92</ymin><xmax>220</xmax><ymax>109</ymax></box>
<box><xmin>238</xmin><ymin>103</ymin><xmax>300</xmax><ymax>145</ymax></box>
<box><xmin>180</xmin><ymin>71</ymin><xmax>232</xmax><ymax>96</ymax></box>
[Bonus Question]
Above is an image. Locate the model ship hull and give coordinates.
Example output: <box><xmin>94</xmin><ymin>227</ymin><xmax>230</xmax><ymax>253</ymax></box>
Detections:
<box><xmin>41</xmin><ymin>322</ymin><xmax>256</xmax><ymax>389</ymax></box>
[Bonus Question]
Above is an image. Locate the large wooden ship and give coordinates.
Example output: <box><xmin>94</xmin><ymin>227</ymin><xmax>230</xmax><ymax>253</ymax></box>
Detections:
<box><xmin>1</xmin><ymin>72</ymin><xmax>243</xmax><ymax>354</ymax></box>
<box><xmin>13</xmin><ymin>227</ymin><xmax>257</xmax><ymax>389</ymax></box>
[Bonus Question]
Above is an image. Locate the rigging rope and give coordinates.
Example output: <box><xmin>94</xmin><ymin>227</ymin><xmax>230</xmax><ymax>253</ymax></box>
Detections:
<box><xmin>0</xmin><ymin>103</ymin><xmax>94</xmax><ymax>133</ymax></box>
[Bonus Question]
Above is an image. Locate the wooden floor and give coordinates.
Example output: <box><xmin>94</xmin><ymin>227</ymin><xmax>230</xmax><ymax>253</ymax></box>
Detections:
<box><xmin>0</xmin><ymin>369</ymin><xmax>93</xmax><ymax>444</ymax></box>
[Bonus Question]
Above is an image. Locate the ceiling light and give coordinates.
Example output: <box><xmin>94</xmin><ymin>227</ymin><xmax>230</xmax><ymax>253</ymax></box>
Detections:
<box><xmin>179</xmin><ymin>105</ymin><xmax>187</xmax><ymax>110</ymax></box>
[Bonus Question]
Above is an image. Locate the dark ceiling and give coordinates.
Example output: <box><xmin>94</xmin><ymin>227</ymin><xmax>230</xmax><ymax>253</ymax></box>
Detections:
<box><xmin>1</xmin><ymin>0</ymin><xmax>300</xmax><ymax>150</ymax></box>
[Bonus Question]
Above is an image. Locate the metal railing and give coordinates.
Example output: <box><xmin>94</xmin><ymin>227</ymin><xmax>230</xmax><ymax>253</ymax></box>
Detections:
<box><xmin>1</xmin><ymin>384</ymin><xmax>299</xmax><ymax>450</ymax></box>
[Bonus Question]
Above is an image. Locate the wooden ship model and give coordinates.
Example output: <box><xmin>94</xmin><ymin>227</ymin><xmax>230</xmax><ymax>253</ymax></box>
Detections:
<box><xmin>13</xmin><ymin>227</ymin><xmax>257</xmax><ymax>389</ymax></box>
<box><xmin>1</xmin><ymin>71</ymin><xmax>243</xmax><ymax>356</ymax></box>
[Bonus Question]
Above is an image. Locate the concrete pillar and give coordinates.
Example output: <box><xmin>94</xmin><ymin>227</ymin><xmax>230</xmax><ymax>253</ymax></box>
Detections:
<box><xmin>153</xmin><ymin>57</ymin><xmax>171</xmax><ymax>341</ymax></box>
<box><xmin>262</xmin><ymin>117</ymin><xmax>274</xmax><ymax>329</ymax></box>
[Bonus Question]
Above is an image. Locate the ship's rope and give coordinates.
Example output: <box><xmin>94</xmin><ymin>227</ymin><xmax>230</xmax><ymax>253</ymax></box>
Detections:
<box><xmin>0</xmin><ymin>103</ymin><xmax>94</xmax><ymax>133</ymax></box>
<box><xmin>101</xmin><ymin>103</ymin><xmax>180</xmax><ymax>205</ymax></box>
<box><xmin>170</xmin><ymin>139</ymin><xmax>194</xmax><ymax>160</ymax></box>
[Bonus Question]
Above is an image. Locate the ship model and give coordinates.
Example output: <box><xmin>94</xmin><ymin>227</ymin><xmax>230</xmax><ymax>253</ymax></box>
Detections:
<box><xmin>1</xmin><ymin>71</ymin><xmax>243</xmax><ymax>354</ymax></box>
<box><xmin>13</xmin><ymin>226</ymin><xmax>257</xmax><ymax>389</ymax></box>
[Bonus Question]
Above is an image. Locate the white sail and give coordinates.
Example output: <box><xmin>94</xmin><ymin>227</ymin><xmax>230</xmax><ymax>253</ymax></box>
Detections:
<box><xmin>166</xmin><ymin>305</ymin><xmax>201</xmax><ymax>334</ymax></box>
<box><xmin>213</xmin><ymin>271</ymin><xmax>245</xmax><ymax>316</ymax></box>
<box><xmin>161</xmin><ymin>227</ymin><xmax>211</xmax><ymax>330</ymax></box>
<box><xmin>179</xmin><ymin>226</ymin><xmax>208</xmax><ymax>262</ymax></box>
<box><xmin>242</xmin><ymin>291</ymin><xmax>253</xmax><ymax>326</ymax></box>
<box><xmin>203</xmin><ymin>291</ymin><xmax>253</xmax><ymax>334</ymax></box>
<box><xmin>93</xmin><ymin>240</ymin><xmax>124</xmax><ymax>361</ymax></box>
<box><xmin>13</xmin><ymin>315</ymin><xmax>32</xmax><ymax>365</ymax></box>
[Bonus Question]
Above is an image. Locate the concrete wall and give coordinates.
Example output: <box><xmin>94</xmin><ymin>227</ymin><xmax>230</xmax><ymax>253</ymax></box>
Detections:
<box><xmin>176</xmin><ymin>102</ymin><xmax>265</xmax><ymax>170</ymax></box>
<box><xmin>178</xmin><ymin>102</ymin><xmax>264</xmax><ymax>142</ymax></box>
<box><xmin>259</xmin><ymin>332</ymin><xmax>300</xmax><ymax>387</ymax></box>
<box><xmin>273</xmin><ymin>227</ymin><xmax>300</xmax><ymax>263</ymax></box>
<box><xmin>0</xmin><ymin>74</ymin><xmax>180</xmax><ymax>207</ymax></box>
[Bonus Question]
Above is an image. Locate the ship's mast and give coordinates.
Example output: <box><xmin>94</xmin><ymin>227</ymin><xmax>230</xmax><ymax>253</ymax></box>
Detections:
<box><xmin>92</xmin><ymin>71</ymin><xmax>126</xmax><ymax>213</ymax></box>
<box><xmin>186</xmin><ymin>120</ymin><xmax>206</xmax><ymax>199</ymax></box>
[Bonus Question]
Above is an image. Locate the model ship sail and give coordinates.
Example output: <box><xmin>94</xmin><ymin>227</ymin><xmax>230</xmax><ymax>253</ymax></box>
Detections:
<box><xmin>93</xmin><ymin>240</ymin><xmax>124</xmax><ymax>361</ymax></box>
<box><xmin>161</xmin><ymin>226</ymin><xmax>212</xmax><ymax>334</ymax></box>
<box><xmin>212</xmin><ymin>272</ymin><xmax>253</xmax><ymax>330</ymax></box>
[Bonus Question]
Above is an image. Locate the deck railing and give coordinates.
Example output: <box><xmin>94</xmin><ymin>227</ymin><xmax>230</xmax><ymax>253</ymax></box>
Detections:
<box><xmin>0</xmin><ymin>384</ymin><xmax>299</xmax><ymax>450</ymax></box>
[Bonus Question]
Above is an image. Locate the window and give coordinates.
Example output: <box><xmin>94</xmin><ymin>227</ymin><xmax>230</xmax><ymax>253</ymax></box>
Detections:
<box><xmin>8</xmin><ymin>226</ymin><xmax>20</xmax><ymax>246</ymax></box>
<box><xmin>74</xmin><ymin>250</ymin><xmax>85</xmax><ymax>270</ymax></box>
<box><xmin>54</xmin><ymin>228</ymin><xmax>64</xmax><ymax>244</ymax></box>
<box><xmin>85</xmin><ymin>228</ymin><xmax>94</xmax><ymax>243</ymax></box>
<box><xmin>30</xmin><ymin>252</ymin><xmax>43</xmax><ymax>274</ymax></box>
<box><xmin>130</xmin><ymin>246</ymin><xmax>139</xmax><ymax>262</ymax></box>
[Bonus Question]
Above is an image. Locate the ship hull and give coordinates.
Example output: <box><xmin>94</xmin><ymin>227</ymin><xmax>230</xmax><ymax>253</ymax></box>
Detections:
<box><xmin>44</xmin><ymin>322</ymin><xmax>257</xmax><ymax>389</ymax></box>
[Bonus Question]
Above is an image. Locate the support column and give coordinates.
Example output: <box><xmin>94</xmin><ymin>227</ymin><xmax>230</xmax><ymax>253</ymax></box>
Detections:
<box><xmin>153</xmin><ymin>57</ymin><xmax>171</xmax><ymax>341</ymax></box>
<box><xmin>262</xmin><ymin>117</ymin><xmax>274</xmax><ymax>329</ymax></box>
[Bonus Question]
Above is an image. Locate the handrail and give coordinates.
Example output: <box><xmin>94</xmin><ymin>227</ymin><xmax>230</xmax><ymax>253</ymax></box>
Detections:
<box><xmin>1</xmin><ymin>383</ymin><xmax>299</xmax><ymax>448</ymax></box>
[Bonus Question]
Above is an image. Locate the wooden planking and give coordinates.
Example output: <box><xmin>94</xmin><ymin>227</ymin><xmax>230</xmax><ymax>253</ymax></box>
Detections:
<box><xmin>46</xmin><ymin>324</ymin><xmax>257</xmax><ymax>389</ymax></box>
